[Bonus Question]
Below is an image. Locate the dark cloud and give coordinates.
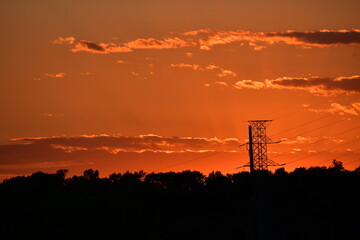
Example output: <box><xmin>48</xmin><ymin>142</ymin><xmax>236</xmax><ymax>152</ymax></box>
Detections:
<box><xmin>55</xmin><ymin>29</ymin><xmax>360</xmax><ymax>54</ymax></box>
<box><xmin>270</xmin><ymin>30</ymin><xmax>360</xmax><ymax>45</ymax></box>
<box><xmin>79</xmin><ymin>40</ymin><xmax>105</xmax><ymax>52</ymax></box>
<box><xmin>272</xmin><ymin>76</ymin><xmax>360</xmax><ymax>94</ymax></box>
<box><xmin>0</xmin><ymin>134</ymin><xmax>240</xmax><ymax>167</ymax></box>
<box><xmin>13</xmin><ymin>134</ymin><xmax>239</xmax><ymax>151</ymax></box>
<box><xmin>0</xmin><ymin>143</ymin><xmax>75</xmax><ymax>165</ymax></box>
<box><xmin>234</xmin><ymin>75</ymin><xmax>360</xmax><ymax>96</ymax></box>
<box><xmin>71</xmin><ymin>40</ymin><xmax>106</xmax><ymax>53</ymax></box>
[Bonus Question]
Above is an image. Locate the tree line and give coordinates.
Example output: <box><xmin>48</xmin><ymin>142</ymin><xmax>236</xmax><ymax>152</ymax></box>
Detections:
<box><xmin>1</xmin><ymin>160</ymin><xmax>359</xmax><ymax>240</ymax></box>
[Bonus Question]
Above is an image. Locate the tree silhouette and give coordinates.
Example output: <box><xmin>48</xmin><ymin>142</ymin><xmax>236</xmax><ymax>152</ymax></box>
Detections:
<box><xmin>330</xmin><ymin>159</ymin><xmax>345</xmax><ymax>171</ymax></box>
<box><xmin>1</xmin><ymin>164</ymin><xmax>360</xmax><ymax>239</ymax></box>
<box><xmin>83</xmin><ymin>168</ymin><xmax>99</xmax><ymax>181</ymax></box>
<box><xmin>274</xmin><ymin>167</ymin><xmax>287</xmax><ymax>176</ymax></box>
<box><xmin>109</xmin><ymin>172</ymin><xmax>122</xmax><ymax>182</ymax></box>
<box><xmin>56</xmin><ymin>169</ymin><xmax>69</xmax><ymax>180</ymax></box>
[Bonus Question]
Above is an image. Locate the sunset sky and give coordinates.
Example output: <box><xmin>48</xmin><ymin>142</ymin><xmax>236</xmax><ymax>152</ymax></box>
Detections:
<box><xmin>1</xmin><ymin>0</ymin><xmax>360</xmax><ymax>180</ymax></box>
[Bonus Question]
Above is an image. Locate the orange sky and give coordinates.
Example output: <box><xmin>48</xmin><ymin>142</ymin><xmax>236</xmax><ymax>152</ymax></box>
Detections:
<box><xmin>0</xmin><ymin>0</ymin><xmax>360</xmax><ymax>181</ymax></box>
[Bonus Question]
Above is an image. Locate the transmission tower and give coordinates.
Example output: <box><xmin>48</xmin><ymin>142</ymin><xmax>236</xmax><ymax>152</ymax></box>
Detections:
<box><xmin>245</xmin><ymin>120</ymin><xmax>283</xmax><ymax>172</ymax></box>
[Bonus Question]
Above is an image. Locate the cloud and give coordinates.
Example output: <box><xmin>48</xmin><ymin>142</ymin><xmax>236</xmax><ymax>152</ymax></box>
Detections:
<box><xmin>40</xmin><ymin>113</ymin><xmax>53</xmax><ymax>117</ymax></box>
<box><xmin>55</xmin><ymin>29</ymin><xmax>360</xmax><ymax>55</ymax></box>
<box><xmin>183</xmin><ymin>29</ymin><xmax>213</xmax><ymax>36</ymax></box>
<box><xmin>45</xmin><ymin>72</ymin><xmax>66</xmax><ymax>78</ymax></box>
<box><xmin>0</xmin><ymin>134</ymin><xmax>242</xmax><ymax>179</ymax></box>
<box><xmin>94</xmin><ymin>147</ymin><xmax>215</xmax><ymax>155</ymax></box>
<box><xmin>125</xmin><ymin>37</ymin><xmax>193</xmax><ymax>49</ymax></box>
<box><xmin>352</xmin><ymin>102</ymin><xmax>360</xmax><ymax>111</ymax></box>
<box><xmin>281</xmin><ymin>136</ymin><xmax>317</xmax><ymax>145</ymax></box>
<box><xmin>72</xmin><ymin>40</ymin><xmax>105</xmax><ymax>53</ymax></box>
<box><xmin>40</xmin><ymin>113</ymin><xmax>64</xmax><ymax>118</ymax></box>
<box><xmin>217</xmin><ymin>69</ymin><xmax>237</xmax><ymax>78</ymax></box>
<box><xmin>71</xmin><ymin>40</ymin><xmax>132</xmax><ymax>54</ymax></box>
<box><xmin>51</xmin><ymin>36</ymin><xmax>75</xmax><ymax>45</ymax></box>
<box><xmin>100</xmin><ymin>43</ymin><xmax>134</xmax><ymax>53</ymax></box>
<box><xmin>234</xmin><ymin>79</ymin><xmax>266</xmax><ymax>89</ymax></box>
<box><xmin>268</xmin><ymin>30</ymin><xmax>360</xmax><ymax>46</ymax></box>
<box><xmin>308</xmin><ymin>102</ymin><xmax>359</xmax><ymax>116</ymax></box>
<box><xmin>170</xmin><ymin>63</ymin><xmax>219</xmax><ymax>71</ymax></box>
<box><xmin>170</xmin><ymin>63</ymin><xmax>200</xmax><ymax>70</ymax></box>
<box><xmin>10</xmin><ymin>134</ymin><xmax>240</xmax><ymax>155</ymax></box>
<box><xmin>214</xmin><ymin>81</ymin><xmax>228</xmax><ymax>86</ymax></box>
<box><xmin>270</xmin><ymin>76</ymin><xmax>360</xmax><ymax>95</ymax></box>
<box><xmin>51</xmin><ymin>144</ymin><xmax>88</xmax><ymax>153</ymax></box>
<box><xmin>70</xmin><ymin>38</ymin><xmax>189</xmax><ymax>54</ymax></box>
<box><xmin>234</xmin><ymin>75</ymin><xmax>360</xmax><ymax>96</ymax></box>
<box><xmin>0</xmin><ymin>134</ymin><xmax>242</xmax><ymax>177</ymax></box>
<box><xmin>81</xmin><ymin>72</ymin><xmax>93</xmax><ymax>76</ymax></box>
<box><xmin>0</xmin><ymin>143</ymin><xmax>74</xmax><ymax>165</ymax></box>
<box><xmin>195</xmin><ymin>29</ymin><xmax>360</xmax><ymax>50</ymax></box>
<box><xmin>170</xmin><ymin>63</ymin><xmax>237</xmax><ymax>78</ymax></box>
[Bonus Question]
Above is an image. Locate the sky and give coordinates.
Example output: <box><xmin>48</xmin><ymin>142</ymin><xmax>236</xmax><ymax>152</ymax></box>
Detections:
<box><xmin>1</xmin><ymin>0</ymin><xmax>360</xmax><ymax>180</ymax></box>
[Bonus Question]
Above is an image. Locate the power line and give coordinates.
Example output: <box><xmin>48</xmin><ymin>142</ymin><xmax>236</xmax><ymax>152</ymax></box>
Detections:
<box><xmin>283</xmin><ymin>137</ymin><xmax>360</xmax><ymax>166</ymax></box>
<box><xmin>208</xmin><ymin>94</ymin><xmax>331</xmax><ymax>133</ymax></box>
<box><xmin>256</xmin><ymin>95</ymin><xmax>329</xmax><ymax>120</ymax></box>
<box><xmin>343</xmin><ymin>158</ymin><xmax>360</xmax><ymax>166</ymax></box>
<box><xmin>279</xmin><ymin>119</ymin><xmax>342</xmax><ymax>141</ymax></box>
<box><xmin>317</xmin><ymin>151</ymin><xmax>356</xmax><ymax>165</ymax></box>
<box><xmin>271</xmin><ymin>100</ymin><xmax>328</xmax><ymax>121</ymax></box>
<box><xmin>152</xmin><ymin>145</ymin><xmax>240</xmax><ymax>172</ymax></box>
<box><xmin>270</xmin><ymin>114</ymin><xmax>333</xmax><ymax>138</ymax></box>
<box><xmin>271</xmin><ymin>124</ymin><xmax>360</xmax><ymax>160</ymax></box>
<box><xmin>256</xmin><ymin>98</ymin><xmax>308</xmax><ymax>119</ymax></box>
<box><xmin>220</xmin><ymin>119</ymin><xmax>354</xmax><ymax>172</ymax></box>
<box><xmin>216</xmin><ymin>124</ymin><xmax>359</xmax><ymax>173</ymax></box>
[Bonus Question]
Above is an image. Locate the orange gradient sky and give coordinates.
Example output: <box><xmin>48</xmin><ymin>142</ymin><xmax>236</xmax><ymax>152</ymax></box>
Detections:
<box><xmin>1</xmin><ymin>0</ymin><xmax>360</xmax><ymax>181</ymax></box>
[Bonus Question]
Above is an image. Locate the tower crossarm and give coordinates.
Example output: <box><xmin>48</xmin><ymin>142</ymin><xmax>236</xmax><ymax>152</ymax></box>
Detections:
<box><xmin>245</xmin><ymin>120</ymin><xmax>282</xmax><ymax>172</ymax></box>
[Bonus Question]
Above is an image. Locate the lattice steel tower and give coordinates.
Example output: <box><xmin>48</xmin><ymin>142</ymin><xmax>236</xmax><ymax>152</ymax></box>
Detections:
<box><xmin>246</xmin><ymin>120</ymin><xmax>282</xmax><ymax>172</ymax></box>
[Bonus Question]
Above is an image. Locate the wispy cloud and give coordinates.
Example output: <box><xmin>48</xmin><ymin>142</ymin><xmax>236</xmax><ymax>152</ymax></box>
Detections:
<box><xmin>68</xmin><ymin>37</ymin><xmax>191</xmax><ymax>54</ymax></box>
<box><xmin>54</xmin><ymin>29</ymin><xmax>360</xmax><ymax>54</ymax></box>
<box><xmin>280</xmin><ymin>136</ymin><xmax>317</xmax><ymax>145</ymax></box>
<box><xmin>45</xmin><ymin>72</ymin><xmax>66</xmax><ymax>78</ymax></box>
<box><xmin>40</xmin><ymin>113</ymin><xmax>64</xmax><ymax>118</ymax></box>
<box><xmin>170</xmin><ymin>63</ymin><xmax>219</xmax><ymax>71</ymax></box>
<box><xmin>71</xmin><ymin>40</ymin><xmax>133</xmax><ymax>54</ymax></box>
<box><xmin>267</xmin><ymin>30</ymin><xmax>360</xmax><ymax>46</ymax></box>
<box><xmin>234</xmin><ymin>75</ymin><xmax>360</xmax><ymax>96</ymax></box>
<box><xmin>217</xmin><ymin>69</ymin><xmax>236</xmax><ymax>78</ymax></box>
<box><xmin>352</xmin><ymin>102</ymin><xmax>360</xmax><ymax>111</ymax></box>
<box><xmin>81</xmin><ymin>72</ymin><xmax>93</xmax><ymax>76</ymax></box>
<box><xmin>51</xmin><ymin>144</ymin><xmax>88</xmax><ymax>153</ymax></box>
<box><xmin>125</xmin><ymin>37</ymin><xmax>193</xmax><ymax>49</ymax></box>
<box><xmin>0</xmin><ymin>134</ymin><xmax>242</xmax><ymax>173</ymax></box>
<box><xmin>308</xmin><ymin>102</ymin><xmax>360</xmax><ymax>116</ymax></box>
<box><xmin>170</xmin><ymin>63</ymin><xmax>236</xmax><ymax>78</ymax></box>
<box><xmin>193</xmin><ymin>29</ymin><xmax>360</xmax><ymax>50</ymax></box>
<box><xmin>51</xmin><ymin>36</ymin><xmax>75</xmax><ymax>45</ymax></box>
<box><xmin>11</xmin><ymin>134</ymin><xmax>240</xmax><ymax>153</ymax></box>
<box><xmin>40</xmin><ymin>113</ymin><xmax>54</xmax><ymax>117</ymax></box>
<box><xmin>214</xmin><ymin>81</ymin><xmax>228</xmax><ymax>86</ymax></box>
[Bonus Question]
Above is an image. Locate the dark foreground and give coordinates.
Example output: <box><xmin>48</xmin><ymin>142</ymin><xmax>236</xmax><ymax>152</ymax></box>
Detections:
<box><xmin>1</xmin><ymin>161</ymin><xmax>360</xmax><ymax>240</ymax></box>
